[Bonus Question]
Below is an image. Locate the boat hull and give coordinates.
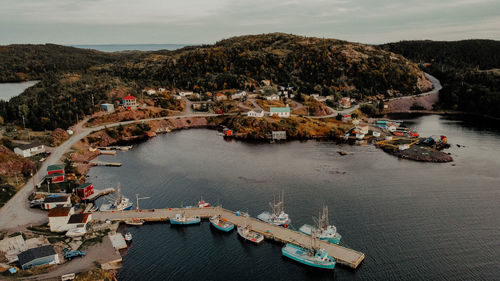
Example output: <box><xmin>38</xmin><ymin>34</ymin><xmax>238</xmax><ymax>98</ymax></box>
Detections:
<box><xmin>237</xmin><ymin>227</ymin><xmax>264</xmax><ymax>244</ymax></box>
<box><xmin>210</xmin><ymin>220</ymin><xmax>234</xmax><ymax>232</ymax></box>
<box><xmin>170</xmin><ymin>217</ymin><xmax>201</xmax><ymax>225</ymax></box>
<box><xmin>282</xmin><ymin>244</ymin><xmax>336</xmax><ymax>269</ymax></box>
<box><xmin>298</xmin><ymin>224</ymin><xmax>341</xmax><ymax>244</ymax></box>
<box><xmin>257</xmin><ymin>212</ymin><xmax>291</xmax><ymax>226</ymax></box>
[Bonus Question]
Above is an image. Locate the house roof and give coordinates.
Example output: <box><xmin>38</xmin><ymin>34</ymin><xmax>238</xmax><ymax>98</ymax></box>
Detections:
<box><xmin>270</xmin><ymin>107</ymin><xmax>290</xmax><ymax>113</ymax></box>
<box><xmin>47</xmin><ymin>164</ymin><xmax>64</xmax><ymax>172</ymax></box>
<box><xmin>44</xmin><ymin>196</ymin><xmax>69</xmax><ymax>204</ymax></box>
<box><xmin>122</xmin><ymin>95</ymin><xmax>137</xmax><ymax>100</ymax></box>
<box><xmin>76</xmin><ymin>182</ymin><xmax>92</xmax><ymax>189</ymax></box>
<box><xmin>250</xmin><ymin>108</ymin><xmax>263</xmax><ymax>113</ymax></box>
<box><xmin>48</xmin><ymin>206</ymin><xmax>72</xmax><ymax>217</ymax></box>
<box><xmin>47</xmin><ymin>173</ymin><xmax>64</xmax><ymax>178</ymax></box>
<box><xmin>17</xmin><ymin>245</ymin><xmax>56</xmax><ymax>267</ymax></box>
<box><xmin>16</xmin><ymin>142</ymin><xmax>43</xmax><ymax>150</ymax></box>
<box><xmin>68</xmin><ymin>213</ymin><xmax>90</xmax><ymax>224</ymax></box>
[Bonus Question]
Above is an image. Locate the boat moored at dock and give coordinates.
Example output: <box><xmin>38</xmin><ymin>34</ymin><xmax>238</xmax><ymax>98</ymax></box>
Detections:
<box><xmin>100</xmin><ymin>184</ymin><xmax>133</xmax><ymax>211</ymax></box>
<box><xmin>257</xmin><ymin>191</ymin><xmax>291</xmax><ymax>227</ymax></box>
<box><xmin>170</xmin><ymin>213</ymin><xmax>201</xmax><ymax>225</ymax></box>
<box><xmin>299</xmin><ymin>206</ymin><xmax>341</xmax><ymax>244</ymax></box>
<box><xmin>125</xmin><ymin>219</ymin><xmax>145</xmax><ymax>226</ymax></box>
<box><xmin>237</xmin><ymin>225</ymin><xmax>264</xmax><ymax>244</ymax></box>
<box><xmin>209</xmin><ymin>215</ymin><xmax>234</xmax><ymax>232</ymax></box>
<box><xmin>282</xmin><ymin>244</ymin><xmax>336</xmax><ymax>269</ymax></box>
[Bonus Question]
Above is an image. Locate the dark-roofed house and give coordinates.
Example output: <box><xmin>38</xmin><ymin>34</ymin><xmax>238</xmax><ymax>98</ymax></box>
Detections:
<box><xmin>43</xmin><ymin>195</ymin><xmax>71</xmax><ymax>210</ymax></box>
<box><xmin>67</xmin><ymin>213</ymin><xmax>92</xmax><ymax>230</ymax></box>
<box><xmin>14</xmin><ymin>142</ymin><xmax>45</xmax><ymax>158</ymax></box>
<box><xmin>48</xmin><ymin>206</ymin><xmax>74</xmax><ymax>232</ymax></box>
<box><xmin>17</xmin><ymin>245</ymin><xmax>59</xmax><ymax>270</ymax></box>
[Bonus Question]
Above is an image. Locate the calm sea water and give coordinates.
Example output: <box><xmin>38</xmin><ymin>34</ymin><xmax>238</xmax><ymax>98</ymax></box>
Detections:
<box><xmin>71</xmin><ymin>44</ymin><xmax>187</xmax><ymax>52</ymax></box>
<box><xmin>89</xmin><ymin>114</ymin><xmax>500</xmax><ymax>281</ymax></box>
<box><xmin>0</xmin><ymin>80</ymin><xmax>39</xmax><ymax>101</ymax></box>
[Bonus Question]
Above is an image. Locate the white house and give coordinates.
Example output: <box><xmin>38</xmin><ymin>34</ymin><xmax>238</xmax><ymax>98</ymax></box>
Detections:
<box><xmin>43</xmin><ymin>195</ymin><xmax>71</xmax><ymax>210</ymax></box>
<box><xmin>159</xmin><ymin>88</ymin><xmax>167</xmax><ymax>92</ymax></box>
<box><xmin>266</xmin><ymin>94</ymin><xmax>280</xmax><ymax>101</ymax></box>
<box><xmin>65</xmin><ymin>213</ymin><xmax>92</xmax><ymax>232</ymax></box>
<box><xmin>14</xmin><ymin>142</ymin><xmax>45</xmax><ymax>158</ymax></box>
<box><xmin>356</xmin><ymin>124</ymin><xmax>369</xmax><ymax>135</ymax></box>
<box><xmin>146</xmin><ymin>89</ymin><xmax>157</xmax><ymax>95</ymax></box>
<box><xmin>178</xmin><ymin>91</ymin><xmax>193</xmax><ymax>97</ymax></box>
<box><xmin>247</xmin><ymin>108</ymin><xmax>265</xmax><ymax>118</ymax></box>
<box><xmin>269</xmin><ymin>106</ymin><xmax>290</xmax><ymax>118</ymax></box>
<box><xmin>48</xmin><ymin>207</ymin><xmax>74</xmax><ymax>232</ymax></box>
<box><xmin>231</xmin><ymin>91</ymin><xmax>247</xmax><ymax>100</ymax></box>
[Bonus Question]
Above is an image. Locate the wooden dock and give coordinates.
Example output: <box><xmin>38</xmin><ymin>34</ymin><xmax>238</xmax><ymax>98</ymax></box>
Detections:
<box><xmin>91</xmin><ymin>207</ymin><xmax>365</xmax><ymax>269</ymax></box>
<box><xmin>90</xmin><ymin>162</ymin><xmax>122</xmax><ymax>167</ymax></box>
<box><xmin>86</xmin><ymin>188</ymin><xmax>115</xmax><ymax>201</ymax></box>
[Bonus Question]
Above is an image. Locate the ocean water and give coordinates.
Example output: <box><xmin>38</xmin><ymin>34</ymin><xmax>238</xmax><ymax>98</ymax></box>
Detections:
<box><xmin>71</xmin><ymin>44</ymin><xmax>187</xmax><ymax>52</ymax></box>
<box><xmin>0</xmin><ymin>80</ymin><xmax>39</xmax><ymax>101</ymax></box>
<box><xmin>89</xmin><ymin>114</ymin><xmax>500</xmax><ymax>280</ymax></box>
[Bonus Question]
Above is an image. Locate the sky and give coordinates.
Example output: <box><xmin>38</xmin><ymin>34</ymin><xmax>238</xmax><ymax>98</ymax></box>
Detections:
<box><xmin>0</xmin><ymin>0</ymin><xmax>499</xmax><ymax>45</ymax></box>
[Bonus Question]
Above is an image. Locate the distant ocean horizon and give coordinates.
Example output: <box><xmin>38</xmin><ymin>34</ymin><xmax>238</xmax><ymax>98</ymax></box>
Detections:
<box><xmin>71</xmin><ymin>44</ymin><xmax>189</xmax><ymax>52</ymax></box>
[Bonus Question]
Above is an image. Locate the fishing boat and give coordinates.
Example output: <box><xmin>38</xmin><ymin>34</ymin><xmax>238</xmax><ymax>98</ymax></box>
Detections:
<box><xmin>198</xmin><ymin>197</ymin><xmax>210</xmax><ymax>208</ymax></box>
<box><xmin>124</xmin><ymin>232</ymin><xmax>133</xmax><ymax>242</ymax></box>
<box><xmin>209</xmin><ymin>215</ymin><xmax>234</xmax><ymax>232</ymax></box>
<box><xmin>299</xmin><ymin>206</ymin><xmax>341</xmax><ymax>244</ymax></box>
<box><xmin>257</xmin><ymin>191</ymin><xmax>291</xmax><ymax>227</ymax></box>
<box><xmin>170</xmin><ymin>213</ymin><xmax>201</xmax><ymax>225</ymax></box>
<box><xmin>237</xmin><ymin>225</ymin><xmax>264</xmax><ymax>244</ymax></box>
<box><xmin>100</xmin><ymin>184</ymin><xmax>133</xmax><ymax>211</ymax></box>
<box><xmin>281</xmin><ymin>244</ymin><xmax>336</xmax><ymax>269</ymax></box>
<box><xmin>125</xmin><ymin>219</ymin><xmax>144</xmax><ymax>226</ymax></box>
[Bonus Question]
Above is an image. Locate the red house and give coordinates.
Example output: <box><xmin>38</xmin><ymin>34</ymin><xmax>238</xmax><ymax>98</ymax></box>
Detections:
<box><xmin>122</xmin><ymin>95</ymin><xmax>137</xmax><ymax>109</ymax></box>
<box><xmin>75</xmin><ymin>183</ymin><xmax>94</xmax><ymax>200</ymax></box>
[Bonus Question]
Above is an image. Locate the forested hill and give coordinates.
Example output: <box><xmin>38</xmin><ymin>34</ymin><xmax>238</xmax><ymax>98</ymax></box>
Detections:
<box><xmin>0</xmin><ymin>33</ymin><xmax>432</xmax><ymax>130</ymax></box>
<box><xmin>102</xmin><ymin>33</ymin><xmax>431</xmax><ymax>97</ymax></box>
<box><xmin>381</xmin><ymin>40</ymin><xmax>500</xmax><ymax>118</ymax></box>
<box><xmin>0</xmin><ymin>44</ymin><xmax>148</xmax><ymax>82</ymax></box>
<box><xmin>381</xmin><ymin>39</ymin><xmax>500</xmax><ymax>69</ymax></box>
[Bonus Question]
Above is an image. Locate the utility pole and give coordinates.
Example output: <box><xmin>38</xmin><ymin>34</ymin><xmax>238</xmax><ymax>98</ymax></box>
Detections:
<box><xmin>91</xmin><ymin>94</ymin><xmax>95</xmax><ymax>113</ymax></box>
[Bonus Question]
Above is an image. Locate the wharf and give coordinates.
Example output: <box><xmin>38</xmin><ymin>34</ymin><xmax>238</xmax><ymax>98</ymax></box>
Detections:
<box><xmin>86</xmin><ymin>188</ymin><xmax>115</xmax><ymax>201</ymax></box>
<box><xmin>98</xmin><ymin>146</ymin><xmax>133</xmax><ymax>151</ymax></box>
<box><xmin>99</xmin><ymin>150</ymin><xmax>117</xmax><ymax>156</ymax></box>
<box><xmin>108</xmin><ymin>233</ymin><xmax>127</xmax><ymax>250</ymax></box>
<box><xmin>91</xmin><ymin>207</ymin><xmax>365</xmax><ymax>269</ymax></box>
<box><xmin>90</xmin><ymin>162</ymin><xmax>122</xmax><ymax>167</ymax></box>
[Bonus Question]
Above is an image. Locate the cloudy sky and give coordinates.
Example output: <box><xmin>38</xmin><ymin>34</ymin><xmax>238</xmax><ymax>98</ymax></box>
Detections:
<box><xmin>0</xmin><ymin>0</ymin><xmax>498</xmax><ymax>44</ymax></box>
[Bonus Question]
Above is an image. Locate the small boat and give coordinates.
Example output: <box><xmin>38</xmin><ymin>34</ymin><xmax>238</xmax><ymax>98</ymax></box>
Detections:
<box><xmin>237</xmin><ymin>225</ymin><xmax>264</xmax><ymax>244</ymax></box>
<box><xmin>124</xmin><ymin>232</ymin><xmax>132</xmax><ymax>242</ymax></box>
<box><xmin>198</xmin><ymin>197</ymin><xmax>210</xmax><ymax>208</ymax></box>
<box><xmin>282</xmin><ymin>244</ymin><xmax>336</xmax><ymax>269</ymax></box>
<box><xmin>66</xmin><ymin>228</ymin><xmax>86</xmax><ymax>237</ymax></box>
<box><xmin>209</xmin><ymin>215</ymin><xmax>234</xmax><ymax>232</ymax></box>
<box><xmin>257</xmin><ymin>191</ymin><xmax>291</xmax><ymax>227</ymax></box>
<box><xmin>170</xmin><ymin>213</ymin><xmax>201</xmax><ymax>225</ymax></box>
<box><xmin>125</xmin><ymin>219</ymin><xmax>144</xmax><ymax>226</ymax></box>
<box><xmin>299</xmin><ymin>206</ymin><xmax>341</xmax><ymax>244</ymax></box>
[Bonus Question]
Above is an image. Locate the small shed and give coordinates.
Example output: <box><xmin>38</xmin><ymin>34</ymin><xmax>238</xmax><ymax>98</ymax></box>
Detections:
<box><xmin>48</xmin><ymin>206</ymin><xmax>74</xmax><ymax>232</ymax></box>
<box><xmin>101</xmin><ymin>103</ymin><xmax>115</xmax><ymax>113</ymax></box>
<box><xmin>75</xmin><ymin>183</ymin><xmax>94</xmax><ymax>200</ymax></box>
<box><xmin>17</xmin><ymin>245</ymin><xmax>59</xmax><ymax>270</ymax></box>
<box><xmin>272</xmin><ymin>131</ymin><xmax>287</xmax><ymax>141</ymax></box>
<box><xmin>47</xmin><ymin>164</ymin><xmax>64</xmax><ymax>176</ymax></box>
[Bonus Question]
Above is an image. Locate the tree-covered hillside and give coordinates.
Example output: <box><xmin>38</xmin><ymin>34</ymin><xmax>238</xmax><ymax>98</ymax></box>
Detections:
<box><xmin>381</xmin><ymin>40</ymin><xmax>500</xmax><ymax>117</ymax></box>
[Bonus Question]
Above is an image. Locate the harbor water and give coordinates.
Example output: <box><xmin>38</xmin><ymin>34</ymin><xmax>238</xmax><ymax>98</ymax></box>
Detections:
<box><xmin>0</xmin><ymin>80</ymin><xmax>39</xmax><ymax>101</ymax></box>
<box><xmin>89</xmin><ymin>114</ymin><xmax>500</xmax><ymax>281</ymax></box>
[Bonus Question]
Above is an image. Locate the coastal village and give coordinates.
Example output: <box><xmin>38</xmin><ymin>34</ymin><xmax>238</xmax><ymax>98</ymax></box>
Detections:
<box><xmin>0</xmin><ymin>76</ymin><xmax>452</xmax><ymax>279</ymax></box>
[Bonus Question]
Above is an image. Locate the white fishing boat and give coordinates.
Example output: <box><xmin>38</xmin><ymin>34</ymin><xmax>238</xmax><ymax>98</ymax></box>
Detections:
<box><xmin>125</xmin><ymin>219</ymin><xmax>144</xmax><ymax>226</ymax></box>
<box><xmin>299</xmin><ymin>206</ymin><xmax>341</xmax><ymax>244</ymax></box>
<box><xmin>257</xmin><ymin>191</ymin><xmax>291</xmax><ymax>227</ymax></box>
<box><xmin>100</xmin><ymin>183</ymin><xmax>133</xmax><ymax>211</ymax></box>
<box><xmin>237</xmin><ymin>224</ymin><xmax>264</xmax><ymax>244</ymax></box>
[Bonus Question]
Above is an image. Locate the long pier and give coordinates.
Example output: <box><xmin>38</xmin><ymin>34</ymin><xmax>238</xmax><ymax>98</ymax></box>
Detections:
<box><xmin>91</xmin><ymin>207</ymin><xmax>365</xmax><ymax>269</ymax></box>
